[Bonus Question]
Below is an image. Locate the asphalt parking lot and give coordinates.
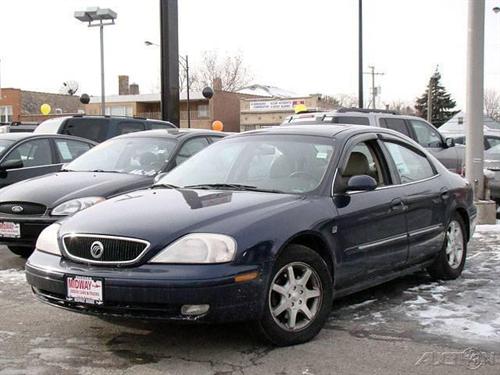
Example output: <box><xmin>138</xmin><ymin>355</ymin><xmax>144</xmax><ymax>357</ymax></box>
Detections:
<box><xmin>0</xmin><ymin>226</ymin><xmax>499</xmax><ymax>375</ymax></box>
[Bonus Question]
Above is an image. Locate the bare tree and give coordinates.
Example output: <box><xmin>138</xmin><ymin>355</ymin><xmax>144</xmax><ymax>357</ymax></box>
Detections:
<box><xmin>193</xmin><ymin>51</ymin><xmax>253</xmax><ymax>92</ymax></box>
<box><xmin>484</xmin><ymin>89</ymin><xmax>500</xmax><ymax>122</ymax></box>
<box><xmin>179</xmin><ymin>69</ymin><xmax>198</xmax><ymax>93</ymax></box>
<box><xmin>385</xmin><ymin>100</ymin><xmax>416</xmax><ymax>115</ymax></box>
<box><xmin>331</xmin><ymin>94</ymin><xmax>358</xmax><ymax>108</ymax></box>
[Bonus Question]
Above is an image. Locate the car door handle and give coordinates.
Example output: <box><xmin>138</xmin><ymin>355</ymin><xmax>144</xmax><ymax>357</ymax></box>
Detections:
<box><xmin>440</xmin><ymin>188</ymin><xmax>449</xmax><ymax>200</ymax></box>
<box><xmin>391</xmin><ymin>198</ymin><xmax>406</xmax><ymax>211</ymax></box>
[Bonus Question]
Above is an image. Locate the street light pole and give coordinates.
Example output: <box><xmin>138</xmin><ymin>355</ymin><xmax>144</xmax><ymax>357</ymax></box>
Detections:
<box><xmin>465</xmin><ymin>0</ymin><xmax>485</xmax><ymax>200</ymax></box>
<box><xmin>74</xmin><ymin>7</ymin><xmax>117</xmax><ymax>116</ymax></box>
<box><xmin>358</xmin><ymin>0</ymin><xmax>363</xmax><ymax>108</ymax></box>
<box><xmin>99</xmin><ymin>21</ymin><xmax>106</xmax><ymax>116</ymax></box>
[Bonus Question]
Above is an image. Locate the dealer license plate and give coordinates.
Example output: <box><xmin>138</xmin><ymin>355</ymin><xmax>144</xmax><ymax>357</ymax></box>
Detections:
<box><xmin>66</xmin><ymin>275</ymin><xmax>103</xmax><ymax>305</ymax></box>
<box><xmin>0</xmin><ymin>222</ymin><xmax>20</xmax><ymax>238</ymax></box>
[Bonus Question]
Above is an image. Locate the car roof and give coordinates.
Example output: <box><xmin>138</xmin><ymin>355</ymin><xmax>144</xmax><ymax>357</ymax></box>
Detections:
<box><xmin>233</xmin><ymin>124</ymin><xmax>380</xmax><ymax>138</ymax></box>
<box><xmin>114</xmin><ymin>128</ymin><xmax>228</xmax><ymax>140</ymax></box>
<box><xmin>0</xmin><ymin>133</ymin><xmax>96</xmax><ymax>144</ymax></box>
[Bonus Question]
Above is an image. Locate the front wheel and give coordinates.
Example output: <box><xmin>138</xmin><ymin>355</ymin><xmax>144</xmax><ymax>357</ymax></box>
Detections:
<box><xmin>254</xmin><ymin>244</ymin><xmax>333</xmax><ymax>346</ymax></box>
<box><xmin>8</xmin><ymin>246</ymin><xmax>34</xmax><ymax>258</ymax></box>
<box><xmin>427</xmin><ymin>213</ymin><xmax>467</xmax><ymax>280</ymax></box>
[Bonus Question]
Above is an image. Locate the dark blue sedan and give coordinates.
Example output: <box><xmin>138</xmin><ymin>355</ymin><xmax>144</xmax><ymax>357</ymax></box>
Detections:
<box><xmin>25</xmin><ymin>125</ymin><xmax>476</xmax><ymax>346</ymax></box>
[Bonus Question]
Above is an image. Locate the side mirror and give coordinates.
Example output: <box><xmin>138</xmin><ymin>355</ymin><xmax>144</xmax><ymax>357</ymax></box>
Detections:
<box><xmin>346</xmin><ymin>175</ymin><xmax>377</xmax><ymax>192</ymax></box>
<box><xmin>153</xmin><ymin>172</ymin><xmax>168</xmax><ymax>184</ymax></box>
<box><xmin>445</xmin><ymin>137</ymin><xmax>455</xmax><ymax>148</ymax></box>
<box><xmin>0</xmin><ymin>159</ymin><xmax>24</xmax><ymax>171</ymax></box>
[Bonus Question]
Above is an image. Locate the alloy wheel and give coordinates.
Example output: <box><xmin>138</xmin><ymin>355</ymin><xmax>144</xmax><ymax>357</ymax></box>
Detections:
<box><xmin>446</xmin><ymin>220</ymin><xmax>464</xmax><ymax>269</ymax></box>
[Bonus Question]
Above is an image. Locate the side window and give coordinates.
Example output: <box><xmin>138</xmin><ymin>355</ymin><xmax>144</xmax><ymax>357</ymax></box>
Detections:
<box><xmin>54</xmin><ymin>139</ymin><xmax>92</xmax><ymax>162</ymax></box>
<box><xmin>384</xmin><ymin>142</ymin><xmax>435</xmax><ymax>183</ymax></box>
<box><xmin>331</xmin><ymin>116</ymin><xmax>370</xmax><ymax>125</ymax></box>
<box><xmin>116</xmin><ymin>121</ymin><xmax>145</xmax><ymax>135</ymax></box>
<box><xmin>408</xmin><ymin>120</ymin><xmax>443</xmax><ymax>148</ymax></box>
<box><xmin>380</xmin><ymin>118</ymin><xmax>411</xmax><ymax>137</ymax></box>
<box><xmin>175</xmin><ymin>137</ymin><xmax>210</xmax><ymax>166</ymax></box>
<box><xmin>4</xmin><ymin>139</ymin><xmax>52</xmax><ymax>167</ymax></box>
<box><xmin>62</xmin><ymin>119</ymin><xmax>107</xmax><ymax>143</ymax></box>
<box><xmin>486</xmin><ymin>137</ymin><xmax>500</xmax><ymax>150</ymax></box>
<box><xmin>342</xmin><ymin>141</ymin><xmax>387</xmax><ymax>186</ymax></box>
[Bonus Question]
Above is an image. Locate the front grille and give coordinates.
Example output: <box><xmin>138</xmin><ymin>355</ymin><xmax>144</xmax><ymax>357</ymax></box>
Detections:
<box><xmin>0</xmin><ymin>202</ymin><xmax>46</xmax><ymax>216</ymax></box>
<box><xmin>63</xmin><ymin>235</ymin><xmax>149</xmax><ymax>264</ymax></box>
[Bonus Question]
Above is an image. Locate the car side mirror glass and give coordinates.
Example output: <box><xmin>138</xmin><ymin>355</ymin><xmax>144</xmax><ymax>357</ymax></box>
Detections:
<box><xmin>0</xmin><ymin>159</ymin><xmax>24</xmax><ymax>171</ymax></box>
<box><xmin>346</xmin><ymin>175</ymin><xmax>377</xmax><ymax>192</ymax></box>
<box><xmin>445</xmin><ymin>137</ymin><xmax>455</xmax><ymax>148</ymax></box>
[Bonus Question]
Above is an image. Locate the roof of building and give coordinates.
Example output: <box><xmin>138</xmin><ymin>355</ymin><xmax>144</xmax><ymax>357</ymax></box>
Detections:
<box><xmin>89</xmin><ymin>91</ymin><xmax>207</xmax><ymax>104</ymax></box>
<box><xmin>440</xmin><ymin>110</ymin><xmax>500</xmax><ymax>134</ymax></box>
<box><xmin>237</xmin><ymin>84</ymin><xmax>300</xmax><ymax>98</ymax></box>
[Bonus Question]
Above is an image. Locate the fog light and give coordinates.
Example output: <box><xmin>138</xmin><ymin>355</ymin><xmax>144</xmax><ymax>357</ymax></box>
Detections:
<box><xmin>181</xmin><ymin>304</ymin><xmax>210</xmax><ymax>316</ymax></box>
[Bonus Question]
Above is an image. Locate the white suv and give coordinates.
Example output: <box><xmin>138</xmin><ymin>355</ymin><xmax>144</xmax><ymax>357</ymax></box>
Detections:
<box><xmin>283</xmin><ymin>108</ymin><xmax>463</xmax><ymax>174</ymax></box>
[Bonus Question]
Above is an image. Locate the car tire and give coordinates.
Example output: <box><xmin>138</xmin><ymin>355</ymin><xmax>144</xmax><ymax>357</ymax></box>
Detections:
<box><xmin>8</xmin><ymin>246</ymin><xmax>33</xmax><ymax>258</ymax></box>
<box><xmin>254</xmin><ymin>244</ymin><xmax>333</xmax><ymax>346</ymax></box>
<box><xmin>427</xmin><ymin>213</ymin><xmax>467</xmax><ymax>280</ymax></box>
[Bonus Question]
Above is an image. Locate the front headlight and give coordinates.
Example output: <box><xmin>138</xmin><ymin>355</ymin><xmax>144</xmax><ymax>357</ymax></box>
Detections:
<box><xmin>51</xmin><ymin>197</ymin><xmax>105</xmax><ymax>216</ymax></box>
<box><xmin>36</xmin><ymin>223</ymin><xmax>61</xmax><ymax>255</ymax></box>
<box><xmin>149</xmin><ymin>233</ymin><xmax>237</xmax><ymax>264</ymax></box>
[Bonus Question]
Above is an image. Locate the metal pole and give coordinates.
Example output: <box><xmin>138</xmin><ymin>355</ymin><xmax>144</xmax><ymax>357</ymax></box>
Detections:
<box><xmin>465</xmin><ymin>0</ymin><xmax>485</xmax><ymax>200</ymax></box>
<box><xmin>427</xmin><ymin>77</ymin><xmax>433</xmax><ymax>123</ymax></box>
<box><xmin>358</xmin><ymin>0</ymin><xmax>363</xmax><ymax>108</ymax></box>
<box><xmin>185</xmin><ymin>56</ymin><xmax>191</xmax><ymax>128</ymax></box>
<box><xmin>100</xmin><ymin>22</ymin><xmax>105</xmax><ymax>116</ymax></box>
<box><xmin>160</xmin><ymin>0</ymin><xmax>180</xmax><ymax>125</ymax></box>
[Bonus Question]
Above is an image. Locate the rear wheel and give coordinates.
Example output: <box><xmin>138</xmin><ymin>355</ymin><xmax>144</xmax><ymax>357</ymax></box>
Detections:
<box><xmin>254</xmin><ymin>244</ymin><xmax>333</xmax><ymax>346</ymax></box>
<box><xmin>7</xmin><ymin>246</ymin><xmax>33</xmax><ymax>258</ymax></box>
<box><xmin>427</xmin><ymin>213</ymin><xmax>467</xmax><ymax>280</ymax></box>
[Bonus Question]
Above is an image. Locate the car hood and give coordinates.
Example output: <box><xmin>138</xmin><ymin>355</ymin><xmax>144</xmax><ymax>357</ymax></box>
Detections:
<box><xmin>0</xmin><ymin>172</ymin><xmax>153</xmax><ymax>208</ymax></box>
<box><xmin>59</xmin><ymin>188</ymin><xmax>305</xmax><ymax>251</ymax></box>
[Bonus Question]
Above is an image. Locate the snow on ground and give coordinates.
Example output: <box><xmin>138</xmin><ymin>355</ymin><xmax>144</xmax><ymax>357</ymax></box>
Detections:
<box><xmin>0</xmin><ymin>269</ymin><xmax>26</xmax><ymax>285</ymax></box>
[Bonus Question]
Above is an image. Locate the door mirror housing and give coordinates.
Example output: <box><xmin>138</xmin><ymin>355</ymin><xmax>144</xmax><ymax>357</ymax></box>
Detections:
<box><xmin>346</xmin><ymin>175</ymin><xmax>377</xmax><ymax>192</ymax></box>
<box><xmin>445</xmin><ymin>137</ymin><xmax>455</xmax><ymax>148</ymax></box>
<box><xmin>0</xmin><ymin>159</ymin><xmax>24</xmax><ymax>171</ymax></box>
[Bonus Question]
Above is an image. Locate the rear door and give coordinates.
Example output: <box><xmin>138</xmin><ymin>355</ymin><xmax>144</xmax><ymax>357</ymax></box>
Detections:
<box><xmin>380</xmin><ymin>136</ymin><xmax>446</xmax><ymax>264</ymax></box>
<box><xmin>53</xmin><ymin>138</ymin><xmax>94</xmax><ymax>164</ymax></box>
<box><xmin>333</xmin><ymin>134</ymin><xmax>409</xmax><ymax>283</ymax></box>
<box><xmin>406</xmin><ymin>119</ymin><xmax>460</xmax><ymax>173</ymax></box>
<box><xmin>0</xmin><ymin>138</ymin><xmax>59</xmax><ymax>187</ymax></box>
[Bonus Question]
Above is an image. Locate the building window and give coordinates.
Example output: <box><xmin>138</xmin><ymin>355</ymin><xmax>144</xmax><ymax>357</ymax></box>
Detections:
<box><xmin>197</xmin><ymin>104</ymin><xmax>209</xmax><ymax>118</ymax></box>
<box><xmin>105</xmin><ymin>105</ymin><xmax>133</xmax><ymax>117</ymax></box>
<box><xmin>0</xmin><ymin>106</ymin><xmax>13</xmax><ymax>123</ymax></box>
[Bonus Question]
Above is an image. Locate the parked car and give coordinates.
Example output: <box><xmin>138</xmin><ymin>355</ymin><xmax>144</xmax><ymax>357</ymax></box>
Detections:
<box><xmin>0</xmin><ymin>122</ymin><xmax>38</xmax><ymax>133</ymax></box>
<box><xmin>0</xmin><ymin>129</ymin><xmax>225</xmax><ymax>257</ymax></box>
<box><xmin>283</xmin><ymin>108</ymin><xmax>463</xmax><ymax>174</ymax></box>
<box><xmin>25</xmin><ymin>124</ymin><xmax>476</xmax><ymax>346</ymax></box>
<box><xmin>34</xmin><ymin>115</ymin><xmax>176</xmax><ymax>143</ymax></box>
<box><xmin>0</xmin><ymin>133</ymin><xmax>95</xmax><ymax>189</ymax></box>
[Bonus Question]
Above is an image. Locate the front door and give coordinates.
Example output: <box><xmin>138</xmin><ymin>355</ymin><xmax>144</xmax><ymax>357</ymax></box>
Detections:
<box><xmin>333</xmin><ymin>135</ymin><xmax>408</xmax><ymax>286</ymax></box>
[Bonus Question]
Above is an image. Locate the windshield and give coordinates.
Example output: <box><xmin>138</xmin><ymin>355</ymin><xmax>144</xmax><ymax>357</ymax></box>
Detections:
<box><xmin>158</xmin><ymin>135</ymin><xmax>335</xmax><ymax>194</ymax></box>
<box><xmin>66</xmin><ymin>137</ymin><xmax>177</xmax><ymax>175</ymax></box>
<box><xmin>0</xmin><ymin>139</ymin><xmax>15</xmax><ymax>155</ymax></box>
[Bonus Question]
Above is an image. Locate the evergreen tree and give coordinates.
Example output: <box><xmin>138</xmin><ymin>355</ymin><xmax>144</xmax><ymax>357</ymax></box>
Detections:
<box><xmin>415</xmin><ymin>70</ymin><xmax>459</xmax><ymax>127</ymax></box>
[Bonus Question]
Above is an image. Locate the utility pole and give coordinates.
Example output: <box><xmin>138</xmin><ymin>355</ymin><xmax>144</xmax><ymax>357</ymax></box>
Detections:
<box><xmin>159</xmin><ymin>0</ymin><xmax>180</xmax><ymax>126</ymax></box>
<box><xmin>465</xmin><ymin>0</ymin><xmax>485</xmax><ymax>201</ymax></box>
<box><xmin>358</xmin><ymin>0</ymin><xmax>363</xmax><ymax>108</ymax></box>
<box><xmin>363</xmin><ymin>66</ymin><xmax>384</xmax><ymax>109</ymax></box>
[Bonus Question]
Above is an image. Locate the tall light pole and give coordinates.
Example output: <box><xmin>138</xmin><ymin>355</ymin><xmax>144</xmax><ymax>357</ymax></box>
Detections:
<box><xmin>465</xmin><ymin>0</ymin><xmax>485</xmax><ymax>201</ymax></box>
<box><xmin>358</xmin><ymin>0</ymin><xmax>364</xmax><ymax>108</ymax></box>
<box><xmin>74</xmin><ymin>7</ymin><xmax>117</xmax><ymax>116</ymax></box>
<box><xmin>145</xmin><ymin>41</ymin><xmax>190</xmax><ymax>128</ymax></box>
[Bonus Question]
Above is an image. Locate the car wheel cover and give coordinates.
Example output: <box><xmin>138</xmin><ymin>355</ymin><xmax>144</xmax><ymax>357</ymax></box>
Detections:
<box><xmin>446</xmin><ymin>220</ymin><xmax>464</xmax><ymax>269</ymax></box>
<box><xmin>268</xmin><ymin>261</ymin><xmax>323</xmax><ymax>332</ymax></box>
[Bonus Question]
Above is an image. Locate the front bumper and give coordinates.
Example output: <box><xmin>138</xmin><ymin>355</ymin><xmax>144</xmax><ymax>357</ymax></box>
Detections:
<box><xmin>0</xmin><ymin>215</ymin><xmax>57</xmax><ymax>248</ymax></box>
<box><xmin>26</xmin><ymin>250</ymin><xmax>268</xmax><ymax>322</ymax></box>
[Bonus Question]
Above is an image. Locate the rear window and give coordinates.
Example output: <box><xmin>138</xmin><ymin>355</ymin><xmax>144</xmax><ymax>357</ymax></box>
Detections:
<box><xmin>380</xmin><ymin>118</ymin><xmax>411</xmax><ymax>137</ymax></box>
<box><xmin>61</xmin><ymin>118</ymin><xmax>108</xmax><ymax>143</ymax></box>
<box><xmin>329</xmin><ymin>116</ymin><xmax>370</xmax><ymax>125</ymax></box>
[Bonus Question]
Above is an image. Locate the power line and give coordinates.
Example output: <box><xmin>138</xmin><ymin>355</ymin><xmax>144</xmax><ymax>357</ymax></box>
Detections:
<box><xmin>363</xmin><ymin>66</ymin><xmax>384</xmax><ymax>109</ymax></box>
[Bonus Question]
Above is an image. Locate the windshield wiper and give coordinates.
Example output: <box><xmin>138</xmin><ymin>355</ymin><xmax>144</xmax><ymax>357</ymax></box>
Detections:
<box><xmin>151</xmin><ymin>183</ymin><xmax>179</xmax><ymax>189</ymax></box>
<box><xmin>183</xmin><ymin>183</ymin><xmax>284</xmax><ymax>193</ymax></box>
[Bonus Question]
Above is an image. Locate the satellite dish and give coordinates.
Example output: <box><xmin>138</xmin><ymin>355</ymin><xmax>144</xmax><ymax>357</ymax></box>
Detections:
<box><xmin>59</xmin><ymin>80</ymin><xmax>79</xmax><ymax>96</ymax></box>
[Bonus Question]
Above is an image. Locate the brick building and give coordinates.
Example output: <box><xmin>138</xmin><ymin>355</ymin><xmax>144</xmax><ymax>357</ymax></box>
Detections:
<box><xmin>0</xmin><ymin>88</ymin><xmax>83</xmax><ymax>123</ymax></box>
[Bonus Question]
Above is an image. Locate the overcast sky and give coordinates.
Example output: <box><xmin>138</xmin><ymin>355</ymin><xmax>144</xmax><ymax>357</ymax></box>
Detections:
<box><xmin>1</xmin><ymin>0</ymin><xmax>500</xmax><ymax>109</ymax></box>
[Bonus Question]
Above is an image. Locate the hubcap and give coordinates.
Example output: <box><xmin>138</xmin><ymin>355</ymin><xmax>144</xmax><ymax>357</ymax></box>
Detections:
<box><xmin>268</xmin><ymin>262</ymin><xmax>322</xmax><ymax>332</ymax></box>
<box><xmin>446</xmin><ymin>220</ymin><xmax>464</xmax><ymax>269</ymax></box>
